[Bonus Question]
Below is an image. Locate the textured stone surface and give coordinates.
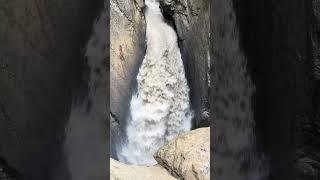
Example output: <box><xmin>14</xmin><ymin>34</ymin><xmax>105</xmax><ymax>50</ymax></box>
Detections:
<box><xmin>0</xmin><ymin>0</ymin><xmax>103</xmax><ymax>179</ymax></box>
<box><xmin>110</xmin><ymin>0</ymin><xmax>146</xmax><ymax>144</ymax></box>
<box><xmin>0</xmin><ymin>158</ymin><xmax>20</xmax><ymax>180</ymax></box>
<box><xmin>110</xmin><ymin>158</ymin><xmax>177</xmax><ymax>180</ymax></box>
<box><xmin>160</xmin><ymin>0</ymin><xmax>210</xmax><ymax>127</ymax></box>
<box><xmin>210</xmin><ymin>0</ymin><xmax>315</xmax><ymax>178</ymax></box>
<box><xmin>295</xmin><ymin>1</ymin><xmax>320</xmax><ymax>178</ymax></box>
<box><xmin>210</xmin><ymin>1</ymin><xmax>267</xmax><ymax>179</ymax></box>
<box><xmin>154</xmin><ymin>127</ymin><xmax>210</xmax><ymax>180</ymax></box>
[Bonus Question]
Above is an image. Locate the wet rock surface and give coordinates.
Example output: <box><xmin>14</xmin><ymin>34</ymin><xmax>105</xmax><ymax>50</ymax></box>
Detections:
<box><xmin>110</xmin><ymin>0</ymin><xmax>146</xmax><ymax>156</ymax></box>
<box><xmin>159</xmin><ymin>0</ymin><xmax>210</xmax><ymax>128</ymax></box>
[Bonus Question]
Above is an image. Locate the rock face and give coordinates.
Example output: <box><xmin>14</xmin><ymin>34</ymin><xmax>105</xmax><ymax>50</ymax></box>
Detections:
<box><xmin>210</xmin><ymin>0</ymin><xmax>315</xmax><ymax>178</ymax></box>
<box><xmin>210</xmin><ymin>1</ymin><xmax>267</xmax><ymax>179</ymax></box>
<box><xmin>159</xmin><ymin>0</ymin><xmax>210</xmax><ymax>127</ymax></box>
<box><xmin>312</xmin><ymin>0</ymin><xmax>320</xmax><ymax>82</ymax></box>
<box><xmin>154</xmin><ymin>127</ymin><xmax>210</xmax><ymax>180</ymax></box>
<box><xmin>110</xmin><ymin>158</ymin><xmax>177</xmax><ymax>180</ymax></box>
<box><xmin>110</xmin><ymin>0</ymin><xmax>146</xmax><ymax>155</ymax></box>
<box><xmin>295</xmin><ymin>0</ymin><xmax>320</xmax><ymax>178</ymax></box>
<box><xmin>0</xmin><ymin>158</ymin><xmax>20</xmax><ymax>180</ymax></box>
<box><xmin>0</xmin><ymin>0</ymin><xmax>103</xmax><ymax>179</ymax></box>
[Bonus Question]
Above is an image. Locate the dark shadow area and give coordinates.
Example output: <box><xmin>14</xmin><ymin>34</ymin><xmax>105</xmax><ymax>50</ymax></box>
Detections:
<box><xmin>159</xmin><ymin>0</ymin><xmax>210</xmax><ymax>129</ymax></box>
<box><xmin>0</xmin><ymin>0</ymin><xmax>104</xmax><ymax>179</ymax></box>
<box><xmin>232</xmin><ymin>0</ymin><xmax>313</xmax><ymax>179</ymax></box>
<box><xmin>0</xmin><ymin>158</ymin><xmax>21</xmax><ymax>179</ymax></box>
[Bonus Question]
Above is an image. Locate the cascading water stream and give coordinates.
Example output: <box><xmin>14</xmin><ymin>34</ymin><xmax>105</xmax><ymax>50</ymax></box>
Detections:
<box><xmin>117</xmin><ymin>0</ymin><xmax>193</xmax><ymax>165</ymax></box>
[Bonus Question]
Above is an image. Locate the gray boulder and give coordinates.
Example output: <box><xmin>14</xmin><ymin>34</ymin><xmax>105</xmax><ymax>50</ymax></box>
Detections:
<box><xmin>154</xmin><ymin>127</ymin><xmax>210</xmax><ymax>180</ymax></box>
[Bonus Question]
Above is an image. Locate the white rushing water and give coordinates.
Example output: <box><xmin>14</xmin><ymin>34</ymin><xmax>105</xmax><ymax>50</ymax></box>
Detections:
<box><xmin>62</xmin><ymin>6</ymin><xmax>107</xmax><ymax>180</ymax></box>
<box><xmin>117</xmin><ymin>0</ymin><xmax>193</xmax><ymax>165</ymax></box>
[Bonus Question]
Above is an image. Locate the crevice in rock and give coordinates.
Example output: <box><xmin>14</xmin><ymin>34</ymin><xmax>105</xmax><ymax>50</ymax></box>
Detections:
<box><xmin>0</xmin><ymin>158</ymin><xmax>21</xmax><ymax>180</ymax></box>
<box><xmin>112</xmin><ymin>0</ymin><xmax>133</xmax><ymax>23</ymax></box>
<box><xmin>110</xmin><ymin>111</ymin><xmax>120</xmax><ymax>125</ymax></box>
<box><xmin>158</xmin><ymin>1</ymin><xmax>182</xmax><ymax>45</ymax></box>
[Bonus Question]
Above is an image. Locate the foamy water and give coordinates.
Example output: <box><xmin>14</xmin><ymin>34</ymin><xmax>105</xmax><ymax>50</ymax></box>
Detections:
<box><xmin>117</xmin><ymin>0</ymin><xmax>193</xmax><ymax>165</ymax></box>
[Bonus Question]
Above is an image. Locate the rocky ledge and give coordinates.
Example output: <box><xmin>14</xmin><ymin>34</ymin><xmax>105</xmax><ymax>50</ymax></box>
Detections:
<box><xmin>111</xmin><ymin>127</ymin><xmax>210</xmax><ymax>180</ymax></box>
<box><xmin>110</xmin><ymin>159</ymin><xmax>176</xmax><ymax>180</ymax></box>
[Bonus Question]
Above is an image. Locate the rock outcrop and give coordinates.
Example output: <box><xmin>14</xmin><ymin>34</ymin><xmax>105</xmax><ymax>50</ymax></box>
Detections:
<box><xmin>110</xmin><ymin>158</ymin><xmax>177</xmax><ymax>180</ymax></box>
<box><xmin>159</xmin><ymin>0</ymin><xmax>210</xmax><ymax>127</ymax></box>
<box><xmin>0</xmin><ymin>0</ymin><xmax>103</xmax><ymax>179</ymax></box>
<box><xmin>110</xmin><ymin>0</ymin><xmax>146</xmax><ymax>155</ymax></box>
<box><xmin>154</xmin><ymin>127</ymin><xmax>210</xmax><ymax>180</ymax></box>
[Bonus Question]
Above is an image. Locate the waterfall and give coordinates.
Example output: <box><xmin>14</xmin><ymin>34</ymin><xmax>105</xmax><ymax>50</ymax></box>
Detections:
<box><xmin>62</xmin><ymin>6</ymin><xmax>107</xmax><ymax>180</ymax></box>
<box><xmin>212</xmin><ymin>1</ymin><xmax>268</xmax><ymax>179</ymax></box>
<box><xmin>117</xmin><ymin>0</ymin><xmax>193</xmax><ymax>165</ymax></box>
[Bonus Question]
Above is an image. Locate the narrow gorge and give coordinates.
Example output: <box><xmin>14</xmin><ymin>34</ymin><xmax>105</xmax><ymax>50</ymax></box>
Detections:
<box><xmin>116</xmin><ymin>0</ymin><xmax>193</xmax><ymax>165</ymax></box>
<box><xmin>0</xmin><ymin>0</ymin><xmax>319</xmax><ymax>179</ymax></box>
<box><xmin>110</xmin><ymin>0</ymin><xmax>210</xmax><ymax>179</ymax></box>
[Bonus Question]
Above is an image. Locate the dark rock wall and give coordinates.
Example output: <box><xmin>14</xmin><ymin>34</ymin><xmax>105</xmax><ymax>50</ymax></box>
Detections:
<box><xmin>229</xmin><ymin>0</ymin><xmax>313</xmax><ymax>179</ymax></box>
<box><xmin>312</xmin><ymin>0</ymin><xmax>320</xmax><ymax>84</ymax></box>
<box><xmin>311</xmin><ymin>1</ymin><xmax>320</xmax><ymax>119</ymax></box>
<box><xmin>110</xmin><ymin>0</ymin><xmax>146</xmax><ymax>158</ymax></box>
<box><xmin>0</xmin><ymin>158</ymin><xmax>21</xmax><ymax>180</ymax></box>
<box><xmin>210</xmin><ymin>0</ymin><xmax>318</xmax><ymax>179</ymax></box>
<box><xmin>160</xmin><ymin>0</ymin><xmax>210</xmax><ymax>128</ymax></box>
<box><xmin>295</xmin><ymin>0</ymin><xmax>320</xmax><ymax>179</ymax></box>
<box><xmin>0</xmin><ymin>0</ymin><xmax>103</xmax><ymax>179</ymax></box>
